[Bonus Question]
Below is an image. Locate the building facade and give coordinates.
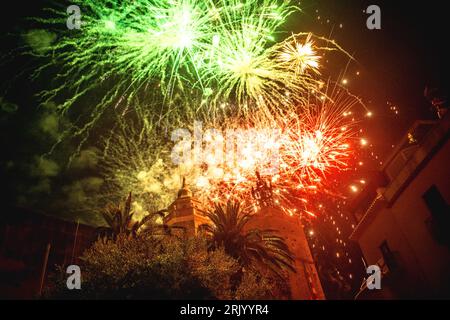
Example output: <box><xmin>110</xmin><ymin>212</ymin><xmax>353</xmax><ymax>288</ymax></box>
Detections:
<box><xmin>350</xmin><ymin>113</ymin><xmax>450</xmax><ymax>299</ymax></box>
<box><xmin>163</xmin><ymin>178</ymin><xmax>209</xmax><ymax>236</ymax></box>
<box><xmin>246</xmin><ymin>206</ymin><xmax>325</xmax><ymax>300</ymax></box>
<box><xmin>0</xmin><ymin>208</ymin><xmax>97</xmax><ymax>298</ymax></box>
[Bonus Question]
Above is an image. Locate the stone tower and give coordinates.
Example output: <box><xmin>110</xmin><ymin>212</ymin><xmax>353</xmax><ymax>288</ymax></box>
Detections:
<box><xmin>249</xmin><ymin>172</ymin><xmax>325</xmax><ymax>300</ymax></box>
<box><xmin>166</xmin><ymin>176</ymin><xmax>325</xmax><ymax>299</ymax></box>
<box><xmin>245</xmin><ymin>206</ymin><xmax>325</xmax><ymax>300</ymax></box>
<box><xmin>164</xmin><ymin>178</ymin><xmax>209</xmax><ymax>236</ymax></box>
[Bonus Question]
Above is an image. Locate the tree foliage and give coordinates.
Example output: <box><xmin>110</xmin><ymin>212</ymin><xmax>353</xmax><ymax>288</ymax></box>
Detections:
<box><xmin>203</xmin><ymin>200</ymin><xmax>295</xmax><ymax>277</ymax></box>
<box><xmin>46</xmin><ymin>233</ymin><xmax>277</xmax><ymax>299</ymax></box>
<box><xmin>98</xmin><ymin>192</ymin><xmax>167</xmax><ymax>239</ymax></box>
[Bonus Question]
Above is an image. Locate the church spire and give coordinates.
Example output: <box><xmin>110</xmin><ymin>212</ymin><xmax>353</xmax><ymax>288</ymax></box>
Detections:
<box><xmin>177</xmin><ymin>177</ymin><xmax>192</xmax><ymax>198</ymax></box>
<box><xmin>165</xmin><ymin>177</ymin><xmax>208</xmax><ymax>236</ymax></box>
<box><xmin>251</xmin><ymin>171</ymin><xmax>274</xmax><ymax>209</ymax></box>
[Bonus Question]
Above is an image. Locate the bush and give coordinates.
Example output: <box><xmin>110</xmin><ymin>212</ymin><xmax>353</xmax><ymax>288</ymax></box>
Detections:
<box><xmin>46</xmin><ymin>233</ymin><xmax>283</xmax><ymax>299</ymax></box>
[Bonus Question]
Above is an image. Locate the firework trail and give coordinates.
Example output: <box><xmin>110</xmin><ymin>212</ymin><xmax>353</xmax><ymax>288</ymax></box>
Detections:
<box><xmin>189</xmin><ymin>88</ymin><xmax>361</xmax><ymax>216</ymax></box>
<box><xmin>11</xmin><ymin>0</ymin><xmax>367</xmax><ymax>220</ymax></box>
<box><xmin>98</xmin><ymin>86</ymin><xmax>363</xmax><ymax>219</ymax></box>
<box><xmin>21</xmin><ymin>0</ymin><xmax>355</xmax><ymax>137</ymax></box>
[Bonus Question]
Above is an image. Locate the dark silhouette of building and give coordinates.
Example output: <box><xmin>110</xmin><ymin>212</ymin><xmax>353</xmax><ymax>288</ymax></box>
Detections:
<box><xmin>350</xmin><ymin>112</ymin><xmax>450</xmax><ymax>299</ymax></box>
<box><xmin>0</xmin><ymin>208</ymin><xmax>98</xmax><ymax>298</ymax></box>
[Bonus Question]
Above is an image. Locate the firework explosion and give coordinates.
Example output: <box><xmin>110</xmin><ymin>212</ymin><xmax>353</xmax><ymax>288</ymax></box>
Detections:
<box><xmin>23</xmin><ymin>0</ymin><xmax>356</xmax><ymax>135</ymax></box>
<box><xmin>17</xmin><ymin>0</ymin><xmax>368</xmax><ymax>220</ymax></box>
<box><xmin>98</xmin><ymin>86</ymin><xmax>364</xmax><ymax>220</ymax></box>
<box><xmin>98</xmin><ymin>106</ymin><xmax>198</xmax><ymax>219</ymax></box>
<box><xmin>184</xmin><ymin>91</ymin><xmax>361</xmax><ymax>216</ymax></box>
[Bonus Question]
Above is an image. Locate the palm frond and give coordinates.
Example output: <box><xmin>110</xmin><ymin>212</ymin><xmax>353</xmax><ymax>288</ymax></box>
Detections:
<box><xmin>204</xmin><ymin>200</ymin><xmax>295</xmax><ymax>276</ymax></box>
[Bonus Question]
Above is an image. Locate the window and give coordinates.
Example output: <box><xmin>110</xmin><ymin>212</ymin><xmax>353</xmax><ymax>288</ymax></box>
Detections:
<box><xmin>423</xmin><ymin>185</ymin><xmax>450</xmax><ymax>246</ymax></box>
<box><xmin>423</xmin><ymin>185</ymin><xmax>448</xmax><ymax>220</ymax></box>
<box><xmin>379</xmin><ymin>240</ymin><xmax>397</xmax><ymax>270</ymax></box>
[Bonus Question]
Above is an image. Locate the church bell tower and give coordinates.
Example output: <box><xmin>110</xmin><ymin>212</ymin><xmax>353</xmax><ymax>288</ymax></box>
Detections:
<box><xmin>164</xmin><ymin>178</ymin><xmax>209</xmax><ymax>236</ymax></box>
<box><xmin>248</xmin><ymin>172</ymin><xmax>325</xmax><ymax>300</ymax></box>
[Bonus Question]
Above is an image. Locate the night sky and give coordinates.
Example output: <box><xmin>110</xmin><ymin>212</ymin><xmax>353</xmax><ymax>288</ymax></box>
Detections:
<box><xmin>0</xmin><ymin>0</ymin><xmax>449</xmax><ymax>221</ymax></box>
<box><xmin>291</xmin><ymin>0</ymin><xmax>449</xmax><ymax>154</ymax></box>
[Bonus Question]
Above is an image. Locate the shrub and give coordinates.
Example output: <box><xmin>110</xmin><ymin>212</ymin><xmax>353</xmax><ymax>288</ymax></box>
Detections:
<box><xmin>46</xmin><ymin>233</ymin><xmax>283</xmax><ymax>299</ymax></box>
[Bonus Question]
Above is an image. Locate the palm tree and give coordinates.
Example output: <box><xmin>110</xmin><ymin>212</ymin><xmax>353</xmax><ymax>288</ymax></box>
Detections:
<box><xmin>202</xmin><ymin>200</ymin><xmax>295</xmax><ymax>277</ymax></box>
<box><xmin>99</xmin><ymin>192</ymin><xmax>167</xmax><ymax>239</ymax></box>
